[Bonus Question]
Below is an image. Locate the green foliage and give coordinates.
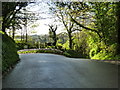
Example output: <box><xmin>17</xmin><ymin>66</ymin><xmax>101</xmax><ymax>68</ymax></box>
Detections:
<box><xmin>18</xmin><ymin>49</ymin><xmax>63</xmax><ymax>55</ymax></box>
<box><xmin>56</xmin><ymin>43</ymin><xmax>63</xmax><ymax>50</ymax></box>
<box><xmin>91</xmin><ymin>2</ymin><xmax>117</xmax><ymax>44</ymax></box>
<box><xmin>15</xmin><ymin>40</ymin><xmax>38</xmax><ymax>50</ymax></box>
<box><xmin>79</xmin><ymin>30</ymin><xmax>119</xmax><ymax>60</ymax></box>
<box><xmin>91</xmin><ymin>43</ymin><xmax>119</xmax><ymax>60</ymax></box>
<box><xmin>18</xmin><ymin>50</ymin><xmax>37</xmax><ymax>53</ymax></box>
<box><xmin>18</xmin><ymin>49</ymin><xmax>84</xmax><ymax>58</ymax></box>
<box><xmin>114</xmin><ymin>55</ymin><xmax>120</xmax><ymax>60</ymax></box>
<box><xmin>49</xmin><ymin>2</ymin><xmax>119</xmax><ymax>60</ymax></box>
<box><xmin>63</xmin><ymin>50</ymin><xmax>82</xmax><ymax>58</ymax></box>
<box><xmin>15</xmin><ymin>40</ymin><xmax>25</xmax><ymax>50</ymax></box>
<box><xmin>0</xmin><ymin>31</ymin><xmax>4</xmax><ymax>34</ymax></box>
<box><xmin>73</xmin><ymin>31</ymin><xmax>90</xmax><ymax>58</ymax></box>
<box><xmin>91</xmin><ymin>51</ymin><xmax>120</xmax><ymax>60</ymax></box>
<box><xmin>46</xmin><ymin>46</ymin><xmax>55</xmax><ymax>49</ymax></box>
<box><xmin>87</xmin><ymin>32</ymin><xmax>100</xmax><ymax>58</ymax></box>
<box><xmin>2</xmin><ymin>2</ymin><xmax>28</xmax><ymax>32</ymax></box>
<box><xmin>89</xmin><ymin>48</ymin><xmax>98</xmax><ymax>58</ymax></box>
<box><xmin>2</xmin><ymin>34</ymin><xmax>19</xmax><ymax>73</ymax></box>
<box><xmin>62</xmin><ymin>40</ymin><xmax>69</xmax><ymax>50</ymax></box>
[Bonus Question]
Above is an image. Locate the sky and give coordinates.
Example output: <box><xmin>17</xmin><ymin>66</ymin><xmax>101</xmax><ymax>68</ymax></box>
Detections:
<box><xmin>22</xmin><ymin>1</ymin><xmax>65</xmax><ymax>35</ymax></box>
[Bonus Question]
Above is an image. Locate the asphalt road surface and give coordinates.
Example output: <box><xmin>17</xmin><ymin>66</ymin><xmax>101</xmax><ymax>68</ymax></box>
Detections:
<box><xmin>2</xmin><ymin>53</ymin><xmax>118</xmax><ymax>88</ymax></box>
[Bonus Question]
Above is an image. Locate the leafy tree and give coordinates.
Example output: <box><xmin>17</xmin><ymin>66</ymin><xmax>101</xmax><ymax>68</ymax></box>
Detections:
<box><xmin>57</xmin><ymin>32</ymin><xmax>68</xmax><ymax>44</ymax></box>
<box><xmin>90</xmin><ymin>2</ymin><xmax>117</xmax><ymax>44</ymax></box>
<box><xmin>49</xmin><ymin>2</ymin><xmax>83</xmax><ymax>49</ymax></box>
<box><xmin>2</xmin><ymin>2</ymin><xmax>28</xmax><ymax>32</ymax></box>
<box><xmin>53</xmin><ymin>1</ymin><xmax>119</xmax><ymax>59</ymax></box>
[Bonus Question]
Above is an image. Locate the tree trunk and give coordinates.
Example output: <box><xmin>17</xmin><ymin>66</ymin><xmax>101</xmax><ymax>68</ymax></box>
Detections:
<box><xmin>25</xmin><ymin>21</ymin><xmax>27</xmax><ymax>43</ymax></box>
<box><xmin>12</xmin><ymin>25</ymin><xmax>15</xmax><ymax>40</ymax></box>
<box><xmin>68</xmin><ymin>32</ymin><xmax>72</xmax><ymax>49</ymax></box>
<box><xmin>23</xmin><ymin>34</ymin><xmax>24</xmax><ymax>41</ymax></box>
<box><xmin>2</xmin><ymin>18</ymin><xmax>6</xmax><ymax>32</ymax></box>
<box><xmin>21</xmin><ymin>29</ymin><xmax>22</xmax><ymax>41</ymax></box>
<box><xmin>2</xmin><ymin>25</ymin><xmax>6</xmax><ymax>32</ymax></box>
<box><xmin>53</xmin><ymin>31</ymin><xmax>57</xmax><ymax>48</ymax></box>
<box><xmin>26</xmin><ymin>32</ymin><xmax>27</xmax><ymax>43</ymax></box>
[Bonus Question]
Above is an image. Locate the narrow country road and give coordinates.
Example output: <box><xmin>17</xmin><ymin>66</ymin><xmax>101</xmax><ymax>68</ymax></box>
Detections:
<box><xmin>2</xmin><ymin>53</ymin><xmax>118</xmax><ymax>88</ymax></box>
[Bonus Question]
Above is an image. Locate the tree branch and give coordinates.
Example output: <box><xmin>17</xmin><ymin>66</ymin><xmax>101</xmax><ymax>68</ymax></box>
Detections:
<box><xmin>59</xmin><ymin>10</ymin><xmax>69</xmax><ymax>31</ymax></box>
<box><xmin>69</xmin><ymin>13</ymin><xmax>102</xmax><ymax>38</ymax></box>
<box><xmin>72</xmin><ymin>29</ymin><xmax>82</xmax><ymax>32</ymax></box>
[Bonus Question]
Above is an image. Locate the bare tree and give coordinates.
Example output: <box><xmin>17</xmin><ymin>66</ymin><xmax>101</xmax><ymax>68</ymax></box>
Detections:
<box><xmin>48</xmin><ymin>24</ymin><xmax>58</xmax><ymax>48</ymax></box>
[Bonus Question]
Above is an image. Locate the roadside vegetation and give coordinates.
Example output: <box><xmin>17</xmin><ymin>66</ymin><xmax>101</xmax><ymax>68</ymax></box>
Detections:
<box><xmin>1</xmin><ymin>2</ymin><xmax>120</xmax><ymax>75</ymax></box>
<box><xmin>16</xmin><ymin>2</ymin><xmax>120</xmax><ymax>60</ymax></box>
<box><xmin>18</xmin><ymin>49</ymin><xmax>83</xmax><ymax>58</ymax></box>
<box><xmin>2</xmin><ymin>32</ymin><xmax>19</xmax><ymax>74</ymax></box>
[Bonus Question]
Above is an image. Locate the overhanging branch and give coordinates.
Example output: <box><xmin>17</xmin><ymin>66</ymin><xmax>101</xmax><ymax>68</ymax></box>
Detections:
<box><xmin>69</xmin><ymin>13</ymin><xmax>102</xmax><ymax>38</ymax></box>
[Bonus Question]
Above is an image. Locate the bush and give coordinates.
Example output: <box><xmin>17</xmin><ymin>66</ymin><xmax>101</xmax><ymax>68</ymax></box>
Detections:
<box><xmin>114</xmin><ymin>54</ymin><xmax>120</xmax><ymax>60</ymax></box>
<box><xmin>91</xmin><ymin>49</ymin><xmax>120</xmax><ymax>60</ymax></box>
<box><xmin>57</xmin><ymin>44</ymin><xmax>63</xmax><ymax>50</ymax></box>
<box><xmin>63</xmin><ymin>50</ymin><xmax>82</xmax><ymax>58</ymax></box>
<box><xmin>18</xmin><ymin>48</ymin><xmax>64</xmax><ymax>55</ymax></box>
<box><xmin>16</xmin><ymin>41</ymin><xmax>36</xmax><ymax>50</ymax></box>
<box><xmin>62</xmin><ymin>40</ymin><xmax>69</xmax><ymax>50</ymax></box>
<box><xmin>18</xmin><ymin>49</ymin><xmax>84</xmax><ymax>58</ymax></box>
<box><xmin>2</xmin><ymin>33</ymin><xmax>19</xmax><ymax>73</ymax></box>
<box><xmin>89</xmin><ymin>48</ymin><xmax>98</xmax><ymax>58</ymax></box>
